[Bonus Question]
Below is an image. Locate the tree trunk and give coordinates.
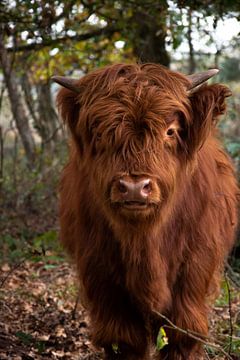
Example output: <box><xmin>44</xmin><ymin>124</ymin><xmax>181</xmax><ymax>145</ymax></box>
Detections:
<box><xmin>21</xmin><ymin>72</ymin><xmax>39</xmax><ymax>126</ymax></box>
<box><xmin>131</xmin><ymin>4</ymin><xmax>170</xmax><ymax>67</ymax></box>
<box><xmin>21</xmin><ymin>73</ymin><xmax>63</xmax><ymax>152</ymax></box>
<box><xmin>0</xmin><ymin>31</ymin><xmax>36</xmax><ymax>166</ymax></box>
<box><xmin>0</xmin><ymin>126</ymin><xmax>3</xmax><ymax>194</ymax></box>
<box><xmin>36</xmin><ymin>80</ymin><xmax>62</xmax><ymax>152</ymax></box>
<box><xmin>187</xmin><ymin>9</ymin><xmax>196</xmax><ymax>74</ymax></box>
<box><xmin>214</xmin><ymin>49</ymin><xmax>221</xmax><ymax>69</ymax></box>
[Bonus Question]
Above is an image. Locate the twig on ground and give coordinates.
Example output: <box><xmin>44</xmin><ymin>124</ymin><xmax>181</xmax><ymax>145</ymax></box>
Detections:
<box><xmin>0</xmin><ymin>250</ymin><xmax>43</xmax><ymax>288</ymax></box>
<box><xmin>224</xmin><ymin>270</ymin><xmax>233</xmax><ymax>355</ymax></box>
<box><xmin>226</xmin><ymin>263</ymin><xmax>240</xmax><ymax>289</ymax></box>
<box><xmin>152</xmin><ymin>309</ymin><xmax>234</xmax><ymax>360</ymax></box>
<box><xmin>72</xmin><ymin>291</ymin><xmax>80</xmax><ymax>320</ymax></box>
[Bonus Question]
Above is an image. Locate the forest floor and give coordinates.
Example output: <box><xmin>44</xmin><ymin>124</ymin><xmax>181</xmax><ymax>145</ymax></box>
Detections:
<box><xmin>0</xmin><ymin>255</ymin><xmax>239</xmax><ymax>360</ymax></box>
<box><xmin>0</xmin><ymin>257</ymin><xmax>103</xmax><ymax>360</ymax></box>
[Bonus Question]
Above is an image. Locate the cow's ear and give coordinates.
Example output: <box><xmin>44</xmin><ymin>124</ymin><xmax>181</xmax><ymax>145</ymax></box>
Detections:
<box><xmin>186</xmin><ymin>84</ymin><xmax>231</xmax><ymax>154</ymax></box>
<box><xmin>56</xmin><ymin>88</ymin><xmax>84</xmax><ymax>154</ymax></box>
<box><xmin>56</xmin><ymin>87</ymin><xmax>80</xmax><ymax>135</ymax></box>
<box><xmin>53</xmin><ymin>76</ymin><xmax>82</xmax><ymax>136</ymax></box>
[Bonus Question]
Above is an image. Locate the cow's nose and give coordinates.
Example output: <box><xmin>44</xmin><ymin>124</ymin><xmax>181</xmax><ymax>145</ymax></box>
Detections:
<box><xmin>118</xmin><ymin>179</ymin><xmax>152</xmax><ymax>202</ymax></box>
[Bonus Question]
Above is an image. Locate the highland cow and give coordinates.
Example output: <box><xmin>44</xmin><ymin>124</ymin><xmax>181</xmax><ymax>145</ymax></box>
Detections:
<box><xmin>53</xmin><ymin>64</ymin><xmax>238</xmax><ymax>360</ymax></box>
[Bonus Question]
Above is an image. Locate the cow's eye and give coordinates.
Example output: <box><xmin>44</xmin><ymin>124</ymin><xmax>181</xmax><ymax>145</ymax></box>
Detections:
<box><xmin>166</xmin><ymin>127</ymin><xmax>175</xmax><ymax>137</ymax></box>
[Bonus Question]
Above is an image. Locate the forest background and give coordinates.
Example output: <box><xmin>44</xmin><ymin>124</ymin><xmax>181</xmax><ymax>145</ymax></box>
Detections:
<box><xmin>0</xmin><ymin>1</ymin><xmax>240</xmax><ymax>359</ymax></box>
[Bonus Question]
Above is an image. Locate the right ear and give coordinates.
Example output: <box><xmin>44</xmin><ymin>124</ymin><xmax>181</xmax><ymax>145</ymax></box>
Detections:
<box><xmin>56</xmin><ymin>88</ymin><xmax>85</xmax><ymax>154</ymax></box>
<box><xmin>56</xmin><ymin>87</ymin><xmax>80</xmax><ymax>136</ymax></box>
<box><xmin>52</xmin><ymin>75</ymin><xmax>82</xmax><ymax>136</ymax></box>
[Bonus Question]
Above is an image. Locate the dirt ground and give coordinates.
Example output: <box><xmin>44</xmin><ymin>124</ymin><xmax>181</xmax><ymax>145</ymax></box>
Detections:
<box><xmin>0</xmin><ymin>257</ymin><xmax>239</xmax><ymax>360</ymax></box>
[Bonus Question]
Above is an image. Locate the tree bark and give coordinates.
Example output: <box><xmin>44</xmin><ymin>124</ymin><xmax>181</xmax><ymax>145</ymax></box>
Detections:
<box><xmin>36</xmin><ymin>80</ymin><xmax>62</xmax><ymax>151</ymax></box>
<box><xmin>21</xmin><ymin>74</ymin><xmax>62</xmax><ymax>152</ymax></box>
<box><xmin>131</xmin><ymin>5</ymin><xmax>170</xmax><ymax>67</ymax></box>
<box><xmin>0</xmin><ymin>30</ymin><xmax>36</xmax><ymax>166</ymax></box>
<box><xmin>187</xmin><ymin>9</ymin><xmax>196</xmax><ymax>74</ymax></box>
<box><xmin>0</xmin><ymin>126</ymin><xmax>3</xmax><ymax>194</ymax></box>
<box><xmin>21</xmin><ymin>73</ymin><xmax>39</xmax><ymax>126</ymax></box>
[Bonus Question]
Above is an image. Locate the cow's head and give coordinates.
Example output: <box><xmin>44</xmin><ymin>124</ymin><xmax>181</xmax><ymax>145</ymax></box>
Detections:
<box><xmin>53</xmin><ymin>64</ymin><xmax>230</xmax><ymax>225</ymax></box>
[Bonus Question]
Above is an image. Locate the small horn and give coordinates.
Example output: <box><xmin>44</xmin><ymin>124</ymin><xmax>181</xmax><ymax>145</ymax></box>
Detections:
<box><xmin>187</xmin><ymin>69</ymin><xmax>219</xmax><ymax>90</ymax></box>
<box><xmin>52</xmin><ymin>76</ymin><xmax>80</xmax><ymax>93</ymax></box>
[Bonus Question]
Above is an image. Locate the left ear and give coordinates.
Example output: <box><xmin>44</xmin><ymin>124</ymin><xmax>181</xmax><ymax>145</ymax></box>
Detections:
<box><xmin>186</xmin><ymin>84</ymin><xmax>231</xmax><ymax>154</ymax></box>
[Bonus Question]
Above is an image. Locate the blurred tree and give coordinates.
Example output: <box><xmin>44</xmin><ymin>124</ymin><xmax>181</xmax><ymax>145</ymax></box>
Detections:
<box><xmin>0</xmin><ymin>0</ymin><xmax>239</xmax><ymax>268</ymax></box>
<box><xmin>1</xmin><ymin>0</ymin><xmax>239</xmax><ymax>73</ymax></box>
<box><xmin>0</xmin><ymin>0</ymin><xmax>239</xmax><ymax>157</ymax></box>
<box><xmin>186</xmin><ymin>9</ymin><xmax>196</xmax><ymax>73</ymax></box>
<box><xmin>177</xmin><ymin>0</ymin><xmax>240</xmax><ymax>15</ymax></box>
<box><xmin>36</xmin><ymin>80</ymin><xmax>61</xmax><ymax>151</ymax></box>
<box><xmin>219</xmin><ymin>57</ymin><xmax>240</xmax><ymax>82</ymax></box>
<box><xmin>21</xmin><ymin>71</ymin><xmax>61</xmax><ymax>152</ymax></box>
<box><xmin>0</xmin><ymin>28</ymin><xmax>36</xmax><ymax>166</ymax></box>
<box><xmin>129</xmin><ymin>2</ymin><xmax>170</xmax><ymax>66</ymax></box>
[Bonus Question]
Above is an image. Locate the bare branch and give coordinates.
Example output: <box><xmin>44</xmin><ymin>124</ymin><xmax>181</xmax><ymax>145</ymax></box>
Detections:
<box><xmin>6</xmin><ymin>25</ymin><xmax>119</xmax><ymax>53</ymax></box>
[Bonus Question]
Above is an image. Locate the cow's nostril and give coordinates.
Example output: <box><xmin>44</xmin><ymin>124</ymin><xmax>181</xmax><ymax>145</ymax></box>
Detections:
<box><xmin>118</xmin><ymin>180</ymin><xmax>128</xmax><ymax>194</ymax></box>
<box><xmin>142</xmin><ymin>181</ymin><xmax>152</xmax><ymax>194</ymax></box>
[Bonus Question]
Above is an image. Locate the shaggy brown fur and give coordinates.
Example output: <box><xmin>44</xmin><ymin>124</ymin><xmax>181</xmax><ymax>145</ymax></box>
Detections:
<box><xmin>56</xmin><ymin>64</ymin><xmax>238</xmax><ymax>359</ymax></box>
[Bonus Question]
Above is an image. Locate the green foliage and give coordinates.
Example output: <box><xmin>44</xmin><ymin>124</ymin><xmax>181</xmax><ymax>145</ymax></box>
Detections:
<box><xmin>0</xmin><ymin>231</ymin><xmax>64</xmax><ymax>264</ymax></box>
<box><xmin>177</xmin><ymin>0</ymin><xmax>240</xmax><ymax>15</ymax></box>
<box><xmin>168</xmin><ymin>10</ymin><xmax>185</xmax><ymax>50</ymax></box>
<box><xmin>0</xmin><ymin>234</ymin><xmax>30</xmax><ymax>263</ymax></box>
<box><xmin>16</xmin><ymin>331</ymin><xmax>46</xmax><ymax>354</ymax></box>
<box><xmin>226</xmin><ymin>141</ymin><xmax>240</xmax><ymax>160</ymax></box>
<box><xmin>219</xmin><ymin>58</ymin><xmax>240</xmax><ymax>82</ymax></box>
<box><xmin>204</xmin><ymin>345</ymin><xmax>219</xmax><ymax>357</ymax></box>
<box><xmin>215</xmin><ymin>279</ymin><xmax>230</xmax><ymax>306</ymax></box>
<box><xmin>226</xmin><ymin>139</ymin><xmax>240</xmax><ymax>180</ymax></box>
<box><xmin>16</xmin><ymin>331</ymin><xmax>34</xmax><ymax>346</ymax></box>
<box><xmin>55</xmin><ymin>282</ymin><xmax>78</xmax><ymax>299</ymax></box>
<box><xmin>1</xmin><ymin>0</ymin><xmax>239</xmax><ymax>81</ymax></box>
<box><xmin>33</xmin><ymin>230</ymin><xmax>58</xmax><ymax>252</ymax></box>
<box><xmin>230</xmin><ymin>330</ymin><xmax>240</xmax><ymax>356</ymax></box>
<box><xmin>156</xmin><ymin>327</ymin><xmax>168</xmax><ymax>351</ymax></box>
<box><xmin>0</xmin><ymin>142</ymin><xmax>67</xmax><ymax>264</ymax></box>
<box><xmin>112</xmin><ymin>343</ymin><xmax>120</xmax><ymax>354</ymax></box>
<box><xmin>213</xmin><ymin>279</ymin><xmax>240</xmax><ymax>357</ymax></box>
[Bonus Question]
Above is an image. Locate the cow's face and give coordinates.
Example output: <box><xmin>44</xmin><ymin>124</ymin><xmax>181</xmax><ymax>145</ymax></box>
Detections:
<box><xmin>77</xmin><ymin>84</ymin><xmax>189</xmax><ymax>223</ymax></box>
<box><xmin>54</xmin><ymin>64</ymin><xmax>230</xmax><ymax>224</ymax></box>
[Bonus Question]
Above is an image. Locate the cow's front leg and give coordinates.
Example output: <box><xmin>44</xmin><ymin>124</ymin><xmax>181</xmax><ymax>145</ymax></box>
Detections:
<box><xmin>93</xmin><ymin>318</ymin><xmax>150</xmax><ymax>360</ymax></box>
<box><xmin>153</xmin><ymin>259</ymin><xmax>211</xmax><ymax>359</ymax></box>
<box><xmin>87</xmin><ymin>286</ymin><xmax>150</xmax><ymax>360</ymax></box>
